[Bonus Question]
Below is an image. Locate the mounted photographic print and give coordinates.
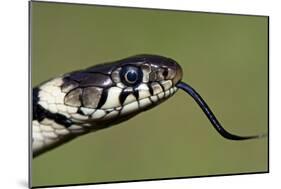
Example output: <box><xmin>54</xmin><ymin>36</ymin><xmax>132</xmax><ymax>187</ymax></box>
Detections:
<box><xmin>29</xmin><ymin>1</ymin><xmax>269</xmax><ymax>188</ymax></box>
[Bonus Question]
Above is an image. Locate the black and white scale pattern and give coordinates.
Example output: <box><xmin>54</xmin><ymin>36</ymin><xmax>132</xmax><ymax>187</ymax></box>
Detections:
<box><xmin>32</xmin><ymin>55</ymin><xmax>183</xmax><ymax>156</ymax></box>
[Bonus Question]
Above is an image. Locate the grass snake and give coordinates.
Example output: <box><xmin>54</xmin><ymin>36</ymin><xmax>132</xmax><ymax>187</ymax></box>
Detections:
<box><xmin>32</xmin><ymin>54</ymin><xmax>263</xmax><ymax>157</ymax></box>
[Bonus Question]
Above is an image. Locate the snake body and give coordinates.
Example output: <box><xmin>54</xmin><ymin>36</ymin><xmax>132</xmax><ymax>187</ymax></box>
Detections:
<box><xmin>32</xmin><ymin>54</ymin><xmax>262</xmax><ymax>157</ymax></box>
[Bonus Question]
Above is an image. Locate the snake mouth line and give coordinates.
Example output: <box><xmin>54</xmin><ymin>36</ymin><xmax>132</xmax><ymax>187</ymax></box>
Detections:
<box><xmin>70</xmin><ymin>86</ymin><xmax>178</xmax><ymax>123</ymax></box>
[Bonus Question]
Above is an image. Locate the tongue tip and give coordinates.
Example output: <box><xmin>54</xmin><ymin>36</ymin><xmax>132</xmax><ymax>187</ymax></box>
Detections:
<box><xmin>256</xmin><ymin>133</ymin><xmax>268</xmax><ymax>139</ymax></box>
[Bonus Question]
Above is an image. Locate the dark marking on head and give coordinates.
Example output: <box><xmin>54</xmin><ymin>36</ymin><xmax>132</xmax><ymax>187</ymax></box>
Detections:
<box><xmin>163</xmin><ymin>68</ymin><xmax>168</xmax><ymax>78</ymax></box>
<box><xmin>33</xmin><ymin>103</ymin><xmax>46</xmax><ymax>122</ymax></box>
<box><xmin>33</xmin><ymin>88</ymin><xmax>73</xmax><ymax>127</ymax></box>
<box><xmin>32</xmin><ymin>87</ymin><xmax>40</xmax><ymax>119</ymax></box>
<box><xmin>119</xmin><ymin>89</ymin><xmax>131</xmax><ymax>105</ymax></box>
<box><xmin>68</xmin><ymin>72</ymin><xmax>113</xmax><ymax>88</ymax></box>
<box><xmin>34</xmin><ymin>104</ymin><xmax>73</xmax><ymax>128</ymax></box>
<box><xmin>147</xmin><ymin>84</ymin><xmax>154</xmax><ymax>96</ymax></box>
<box><xmin>157</xmin><ymin>81</ymin><xmax>165</xmax><ymax>92</ymax></box>
<box><xmin>132</xmin><ymin>89</ymin><xmax>139</xmax><ymax>100</ymax></box>
<box><xmin>96</xmin><ymin>88</ymin><xmax>109</xmax><ymax>109</ymax></box>
<box><xmin>61</xmin><ymin>78</ymin><xmax>79</xmax><ymax>93</ymax></box>
<box><xmin>77</xmin><ymin>108</ymin><xmax>85</xmax><ymax>116</ymax></box>
<box><xmin>53</xmin><ymin>113</ymin><xmax>73</xmax><ymax>127</ymax></box>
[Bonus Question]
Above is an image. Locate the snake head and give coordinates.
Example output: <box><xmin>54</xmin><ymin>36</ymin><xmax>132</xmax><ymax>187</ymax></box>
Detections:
<box><xmin>33</xmin><ymin>54</ymin><xmax>184</xmax><ymax>155</ymax></box>
<box><xmin>39</xmin><ymin>54</ymin><xmax>183</xmax><ymax>128</ymax></box>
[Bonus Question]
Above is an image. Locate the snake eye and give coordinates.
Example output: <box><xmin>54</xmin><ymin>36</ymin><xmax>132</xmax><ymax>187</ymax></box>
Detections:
<box><xmin>120</xmin><ymin>66</ymin><xmax>143</xmax><ymax>86</ymax></box>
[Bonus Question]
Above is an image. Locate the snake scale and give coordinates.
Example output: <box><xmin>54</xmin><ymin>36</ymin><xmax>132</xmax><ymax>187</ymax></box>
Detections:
<box><xmin>32</xmin><ymin>54</ymin><xmax>262</xmax><ymax>157</ymax></box>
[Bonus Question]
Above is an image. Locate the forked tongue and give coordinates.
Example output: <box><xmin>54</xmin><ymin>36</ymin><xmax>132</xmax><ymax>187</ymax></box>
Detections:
<box><xmin>176</xmin><ymin>82</ymin><xmax>266</xmax><ymax>140</ymax></box>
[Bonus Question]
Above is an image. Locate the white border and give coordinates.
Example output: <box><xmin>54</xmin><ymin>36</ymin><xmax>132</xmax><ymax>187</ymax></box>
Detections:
<box><xmin>0</xmin><ymin>0</ymin><xmax>278</xmax><ymax>189</ymax></box>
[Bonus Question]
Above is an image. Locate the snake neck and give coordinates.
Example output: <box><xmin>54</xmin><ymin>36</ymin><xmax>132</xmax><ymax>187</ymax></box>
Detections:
<box><xmin>32</xmin><ymin>79</ymin><xmax>92</xmax><ymax>157</ymax></box>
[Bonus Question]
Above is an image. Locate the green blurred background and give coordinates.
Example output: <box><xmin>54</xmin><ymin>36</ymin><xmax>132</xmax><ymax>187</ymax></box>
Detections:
<box><xmin>31</xmin><ymin>1</ymin><xmax>268</xmax><ymax>187</ymax></box>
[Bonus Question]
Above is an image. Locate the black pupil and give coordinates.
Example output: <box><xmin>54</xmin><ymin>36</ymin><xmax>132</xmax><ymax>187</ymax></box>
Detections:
<box><xmin>126</xmin><ymin>70</ymin><xmax>137</xmax><ymax>83</ymax></box>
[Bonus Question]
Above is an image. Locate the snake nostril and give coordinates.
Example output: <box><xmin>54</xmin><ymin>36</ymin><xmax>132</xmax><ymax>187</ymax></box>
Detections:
<box><xmin>163</xmin><ymin>69</ymin><xmax>168</xmax><ymax>78</ymax></box>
